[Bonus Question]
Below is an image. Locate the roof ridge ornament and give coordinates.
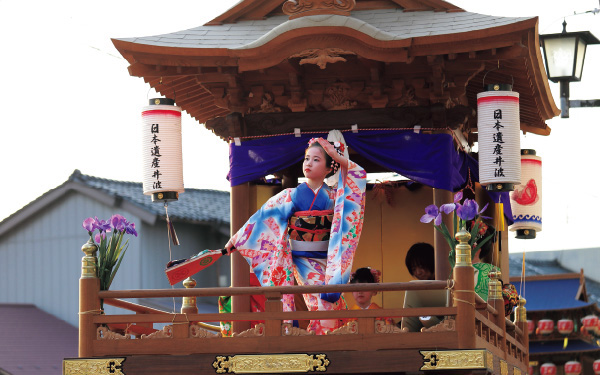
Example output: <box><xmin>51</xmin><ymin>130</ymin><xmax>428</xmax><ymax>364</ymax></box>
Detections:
<box><xmin>283</xmin><ymin>0</ymin><xmax>356</xmax><ymax>19</ymax></box>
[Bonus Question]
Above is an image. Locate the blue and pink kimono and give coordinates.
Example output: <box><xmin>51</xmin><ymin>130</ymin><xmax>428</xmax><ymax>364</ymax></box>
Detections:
<box><xmin>229</xmin><ymin>160</ymin><xmax>367</xmax><ymax>334</ymax></box>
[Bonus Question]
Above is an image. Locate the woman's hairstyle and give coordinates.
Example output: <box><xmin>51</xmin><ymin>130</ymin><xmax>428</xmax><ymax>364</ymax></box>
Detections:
<box><xmin>405</xmin><ymin>242</ymin><xmax>435</xmax><ymax>277</ymax></box>
<box><xmin>306</xmin><ymin>139</ymin><xmax>344</xmax><ymax>178</ymax></box>
<box><xmin>350</xmin><ymin>267</ymin><xmax>381</xmax><ymax>284</ymax></box>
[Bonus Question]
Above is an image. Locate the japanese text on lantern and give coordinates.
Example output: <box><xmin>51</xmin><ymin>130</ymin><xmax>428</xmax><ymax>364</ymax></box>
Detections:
<box><xmin>150</xmin><ymin>123</ymin><xmax>162</xmax><ymax>189</ymax></box>
<box><xmin>492</xmin><ymin>109</ymin><xmax>505</xmax><ymax>178</ymax></box>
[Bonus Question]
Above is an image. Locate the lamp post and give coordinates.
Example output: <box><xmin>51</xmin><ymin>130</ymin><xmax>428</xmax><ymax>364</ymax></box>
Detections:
<box><xmin>539</xmin><ymin>21</ymin><xmax>600</xmax><ymax>118</ymax></box>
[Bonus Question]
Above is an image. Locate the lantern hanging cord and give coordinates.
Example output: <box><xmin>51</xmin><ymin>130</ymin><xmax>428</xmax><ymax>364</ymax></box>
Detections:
<box><xmin>482</xmin><ymin>65</ymin><xmax>514</xmax><ymax>88</ymax></box>
<box><xmin>165</xmin><ymin>201</ymin><xmax>177</xmax><ymax>313</ymax></box>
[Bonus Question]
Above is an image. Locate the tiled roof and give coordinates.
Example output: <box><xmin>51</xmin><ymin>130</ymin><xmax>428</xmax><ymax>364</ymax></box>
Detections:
<box><xmin>116</xmin><ymin>9</ymin><xmax>531</xmax><ymax>49</ymax></box>
<box><xmin>0</xmin><ymin>304</ymin><xmax>78</xmax><ymax>375</ymax></box>
<box><xmin>69</xmin><ymin>170</ymin><xmax>230</xmax><ymax>225</ymax></box>
<box><xmin>508</xmin><ymin>255</ymin><xmax>600</xmax><ymax>309</ymax></box>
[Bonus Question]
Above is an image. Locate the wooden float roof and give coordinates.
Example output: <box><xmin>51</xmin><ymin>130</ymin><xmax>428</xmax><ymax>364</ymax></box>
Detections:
<box><xmin>112</xmin><ymin>0</ymin><xmax>559</xmax><ymax>138</ymax></box>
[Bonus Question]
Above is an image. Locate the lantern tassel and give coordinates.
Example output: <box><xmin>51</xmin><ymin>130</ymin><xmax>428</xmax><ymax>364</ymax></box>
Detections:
<box><xmin>495</xmin><ymin>202</ymin><xmax>506</xmax><ymax>231</ymax></box>
<box><xmin>563</xmin><ymin>336</ymin><xmax>568</xmax><ymax>349</ymax></box>
<box><xmin>165</xmin><ymin>203</ymin><xmax>180</xmax><ymax>246</ymax></box>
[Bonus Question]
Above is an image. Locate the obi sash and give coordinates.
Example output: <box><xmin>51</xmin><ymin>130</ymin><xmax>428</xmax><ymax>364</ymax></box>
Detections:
<box><xmin>289</xmin><ymin>210</ymin><xmax>333</xmax><ymax>257</ymax></box>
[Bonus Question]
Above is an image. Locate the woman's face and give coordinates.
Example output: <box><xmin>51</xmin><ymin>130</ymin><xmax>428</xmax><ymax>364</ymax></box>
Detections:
<box><xmin>303</xmin><ymin>146</ymin><xmax>331</xmax><ymax>181</ymax></box>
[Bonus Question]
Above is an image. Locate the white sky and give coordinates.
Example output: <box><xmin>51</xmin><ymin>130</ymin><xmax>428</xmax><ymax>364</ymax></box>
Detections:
<box><xmin>0</xmin><ymin>0</ymin><xmax>598</xmax><ymax>252</ymax></box>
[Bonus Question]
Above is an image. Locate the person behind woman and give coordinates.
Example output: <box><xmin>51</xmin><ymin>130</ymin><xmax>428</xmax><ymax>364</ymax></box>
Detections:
<box><xmin>473</xmin><ymin>224</ymin><xmax>498</xmax><ymax>302</ymax></box>
<box><xmin>349</xmin><ymin>267</ymin><xmax>394</xmax><ymax>325</ymax></box>
<box><xmin>224</xmin><ymin>136</ymin><xmax>367</xmax><ymax>335</ymax></box>
<box><xmin>405</xmin><ymin>242</ymin><xmax>435</xmax><ymax>281</ymax></box>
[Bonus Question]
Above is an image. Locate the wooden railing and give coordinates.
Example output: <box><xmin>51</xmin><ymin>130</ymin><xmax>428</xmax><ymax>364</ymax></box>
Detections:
<box><xmin>77</xmin><ymin>233</ymin><xmax>529</xmax><ymax>372</ymax></box>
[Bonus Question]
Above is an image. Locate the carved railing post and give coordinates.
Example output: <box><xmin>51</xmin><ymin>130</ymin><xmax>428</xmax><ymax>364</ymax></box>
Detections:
<box><xmin>181</xmin><ymin>277</ymin><xmax>198</xmax><ymax>315</ymax></box>
<box><xmin>488</xmin><ymin>271</ymin><xmax>506</xmax><ymax>353</ymax></box>
<box><xmin>453</xmin><ymin>228</ymin><xmax>476</xmax><ymax>349</ymax></box>
<box><xmin>79</xmin><ymin>238</ymin><xmax>101</xmax><ymax>357</ymax></box>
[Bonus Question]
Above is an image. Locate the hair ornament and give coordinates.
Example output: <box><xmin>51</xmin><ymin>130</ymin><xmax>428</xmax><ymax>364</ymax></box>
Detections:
<box><xmin>350</xmin><ymin>267</ymin><xmax>382</xmax><ymax>283</ymax></box>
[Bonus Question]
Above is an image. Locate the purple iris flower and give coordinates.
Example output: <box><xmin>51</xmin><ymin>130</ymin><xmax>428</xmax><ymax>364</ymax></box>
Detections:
<box><xmin>111</xmin><ymin>214</ymin><xmax>126</xmax><ymax>232</ymax></box>
<box><xmin>94</xmin><ymin>232</ymin><xmax>106</xmax><ymax>243</ymax></box>
<box><xmin>420</xmin><ymin>204</ymin><xmax>442</xmax><ymax>226</ymax></box>
<box><xmin>456</xmin><ymin>199</ymin><xmax>490</xmax><ymax>221</ymax></box>
<box><xmin>94</xmin><ymin>217</ymin><xmax>112</xmax><ymax>233</ymax></box>
<box><xmin>82</xmin><ymin>217</ymin><xmax>96</xmax><ymax>233</ymax></box>
<box><xmin>124</xmin><ymin>221</ymin><xmax>138</xmax><ymax>237</ymax></box>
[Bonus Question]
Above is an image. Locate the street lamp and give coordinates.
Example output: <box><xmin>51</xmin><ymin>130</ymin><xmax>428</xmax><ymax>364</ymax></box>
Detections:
<box><xmin>539</xmin><ymin>20</ymin><xmax>600</xmax><ymax>118</ymax></box>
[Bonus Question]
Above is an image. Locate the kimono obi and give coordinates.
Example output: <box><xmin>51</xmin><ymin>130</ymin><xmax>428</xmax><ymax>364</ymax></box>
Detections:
<box><xmin>288</xmin><ymin>210</ymin><xmax>333</xmax><ymax>253</ymax></box>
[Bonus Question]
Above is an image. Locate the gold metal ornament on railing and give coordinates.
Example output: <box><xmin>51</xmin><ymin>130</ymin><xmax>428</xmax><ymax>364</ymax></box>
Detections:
<box><xmin>488</xmin><ymin>271</ymin><xmax>503</xmax><ymax>301</ymax></box>
<box><xmin>514</xmin><ymin>297</ymin><xmax>527</xmax><ymax>323</ymax></box>
<box><xmin>454</xmin><ymin>228</ymin><xmax>472</xmax><ymax>267</ymax></box>
<box><xmin>81</xmin><ymin>238</ymin><xmax>98</xmax><ymax>279</ymax></box>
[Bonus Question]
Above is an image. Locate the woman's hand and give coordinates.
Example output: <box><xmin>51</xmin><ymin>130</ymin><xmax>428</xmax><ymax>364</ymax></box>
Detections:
<box><xmin>316</xmin><ymin>138</ymin><xmax>348</xmax><ymax>169</ymax></box>
<box><xmin>224</xmin><ymin>238</ymin><xmax>235</xmax><ymax>255</ymax></box>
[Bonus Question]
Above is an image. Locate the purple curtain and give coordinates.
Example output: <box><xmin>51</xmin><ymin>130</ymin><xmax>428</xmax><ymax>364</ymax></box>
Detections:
<box><xmin>226</xmin><ymin>130</ymin><xmax>511</xmax><ymax>222</ymax></box>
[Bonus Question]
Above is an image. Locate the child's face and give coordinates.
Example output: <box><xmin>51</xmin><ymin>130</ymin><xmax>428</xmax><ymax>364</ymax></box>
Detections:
<box><xmin>353</xmin><ymin>290</ymin><xmax>376</xmax><ymax>308</ymax></box>
<box><xmin>303</xmin><ymin>146</ymin><xmax>331</xmax><ymax>181</ymax></box>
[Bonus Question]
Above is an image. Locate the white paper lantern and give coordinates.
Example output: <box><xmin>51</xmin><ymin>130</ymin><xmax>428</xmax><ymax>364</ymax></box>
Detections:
<box><xmin>510</xmin><ymin>150</ymin><xmax>542</xmax><ymax>239</ymax></box>
<box><xmin>141</xmin><ymin>98</ymin><xmax>184</xmax><ymax>202</ymax></box>
<box><xmin>477</xmin><ymin>85</ymin><xmax>521</xmax><ymax>191</ymax></box>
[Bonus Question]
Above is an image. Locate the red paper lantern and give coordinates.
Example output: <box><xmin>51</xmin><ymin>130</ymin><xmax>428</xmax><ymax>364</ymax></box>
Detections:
<box><xmin>595</xmin><ymin>318</ymin><xmax>600</xmax><ymax>335</ymax></box>
<box><xmin>558</xmin><ymin>319</ymin><xmax>574</xmax><ymax>335</ymax></box>
<box><xmin>529</xmin><ymin>365</ymin><xmax>535</xmax><ymax>375</ymax></box>
<box><xmin>527</xmin><ymin>320</ymin><xmax>535</xmax><ymax>335</ymax></box>
<box><xmin>538</xmin><ymin>319</ymin><xmax>554</xmax><ymax>335</ymax></box>
<box><xmin>540</xmin><ymin>363</ymin><xmax>557</xmax><ymax>375</ymax></box>
<box><xmin>593</xmin><ymin>359</ymin><xmax>600</xmax><ymax>375</ymax></box>
<box><xmin>564</xmin><ymin>361</ymin><xmax>582</xmax><ymax>375</ymax></box>
<box><xmin>582</xmin><ymin>315</ymin><xmax>598</xmax><ymax>332</ymax></box>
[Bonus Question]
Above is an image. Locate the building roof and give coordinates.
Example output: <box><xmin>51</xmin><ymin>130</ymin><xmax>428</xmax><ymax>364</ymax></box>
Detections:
<box><xmin>117</xmin><ymin>10</ymin><xmax>531</xmax><ymax>50</ymax></box>
<box><xmin>529</xmin><ymin>339</ymin><xmax>600</xmax><ymax>355</ymax></box>
<box><xmin>0</xmin><ymin>304</ymin><xmax>78</xmax><ymax>375</ymax></box>
<box><xmin>111</xmin><ymin>0</ymin><xmax>559</xmax><ymax>136</ymax></box>
<box><xmin>0</xmin><ymin>170</ymin><xmax>230</xmax><ymax>239</ymax></box>
<box><xmin>508</xmin><ymin>255</ymin><xmax>600</xmax><ymax>312</ymax></box>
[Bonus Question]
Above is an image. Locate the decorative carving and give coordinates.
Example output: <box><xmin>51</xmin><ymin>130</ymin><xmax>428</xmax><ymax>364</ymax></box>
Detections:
<box><xmin>97</xmin><ymin>326</ymin><xmax>131</xmax><ymax>340</ymax></box>
<box><xmin>213</xmin><ymin>354</ymin><xmax>330</xmax><ymax>373</ymax></box>
<box><xmin>249</xmin><ymin>93</ymin><xmax>284</xmax><ymax>114</ymax></box>
<box><xmin>487</xmin><ymin>351</ymin><xmax>495</xmax><ymax>373</ymax></box>
<box><xmin>397</xmin><ymin>86</ymin><xmax>419</xmax><ymax>107</ymax></box>
<box><xmin>514</xmin><ymin>367</ymin><xmax>522</xmax><ymax>375</ymax></box>
<box><xmin>327</xmin><ymin>320</ymin><xmax>358</xmax><ymax>335</ymax></box>
<box><xmin>420</xmin><ymin>350</ymin><xmax>493</xmax><ymax>371</ymax></box>
<box><xmin>283</xmin><ymin>0</ymin><xmax>355</xmax><ymax>18</ymax></box>
<box><xmin>282</xmin><ymin>322</ymin><xmax>315</xmax><ymax>336</ymax></box>
<box><xmin>322</xmin><ymin>81</ymin><xmax>357</xmax><ymax>110</ymax></box>
<box><xmin>140</xmin><ymin>325</ymin><xmax>172</xmax><ymax>339</ymax></box>
<box><xmin>500</xmin><ymin>360</ymin><xmax>508</xmax><ymax>375</ymax></box>
<box><xmin>290</xmin><ymin>48</ymin><xmax>355</xmax><ymax>70</ymax></box>
<box><xmin>64</xmin><ymin>358</ymin><xmax>125</xmax><ymax>375</ymax></box>
<box><xmin>421</xmin><ymin>318</ymin><xmax>456</xmax><ymax>332</ymax></box>
<box><xmin>233</xmin><ymin>323</ymin><xmax>265</xmax><ymax>337</ymax></box>
<box><xmin>190</xmin><ymin>323</ymin><xmax>221</xmax><ymax>338</ymax></box>
<box><xmin>375</xmin><ymin>320</ymin><xmax>404</xmax><ymax>334</ymax></box>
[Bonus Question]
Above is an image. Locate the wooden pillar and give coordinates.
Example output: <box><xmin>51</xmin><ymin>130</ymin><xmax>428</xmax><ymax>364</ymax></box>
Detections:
<box><xmin>79</xmin><ymin>239</ymin><xmax>101</xmax><ymax>357</ymax></box>
<box><xmin>453</xmin><ymin>228</ymin><xmax>476</xmax><ymax>349</ymax></box>
<box><xmin>231</xmin><ymin>183</ymin><xmax>252</xmax><ymax>333</ymax></box>
<box><xmin>433</xmin><ymin>188</ymin><xmax>453</xmax><ymax>280</ymax></box>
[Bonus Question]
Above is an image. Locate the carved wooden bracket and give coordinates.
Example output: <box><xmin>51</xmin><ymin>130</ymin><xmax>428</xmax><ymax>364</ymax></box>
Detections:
<box><xmin>283</xmin><ymin>0</ymin><xmax>356</xmax><ymax>19</ymax></box>
<box><xmin>290</xmin><ymin>48</ymin><xmax>356</xmax><ymax>70</ymax></box>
